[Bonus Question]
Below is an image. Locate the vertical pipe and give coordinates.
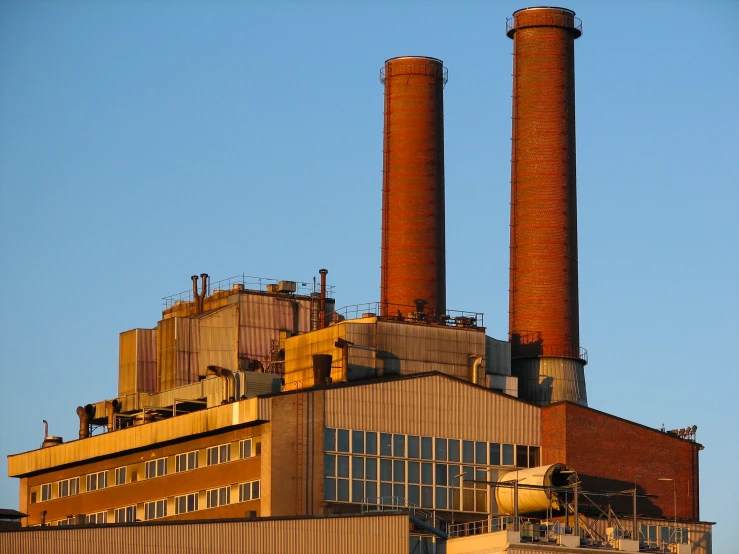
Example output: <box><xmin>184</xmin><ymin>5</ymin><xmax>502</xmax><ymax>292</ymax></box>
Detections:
<box><xmin>191</xmin><ymin>275</ymin><xmax>200</xmax><ymax>313</ymax></box>
<box><xmin>380</xmin><ymin>56</ymin><xmax>447</xmax><ymax>318</ymax></box>
<box><xmin>319</xmin><ymin>269</ymin><xmax>328</xmax><ymax>329</ymax></box>
<box><xmin>507</xmin><ymin>7</ymin><xmax>587</xmax><ymax>405</ymax></box>
<box><xmin>200</xmin><ymin>273</ymin><xmax>209</xmax><ymax>313</ymax></box>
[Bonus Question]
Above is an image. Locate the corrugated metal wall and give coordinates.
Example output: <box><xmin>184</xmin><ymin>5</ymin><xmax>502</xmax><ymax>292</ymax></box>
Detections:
<box><xmin>326</xmin><ymin>374</ymin><xmax>540</xmax><ymax>445</ymax></box>
<box><xmin>119</xmin><ymin>329</ymin><xmax>158</xmax><ymax>397</ymax></box>
<box><xmin>198</xmin><ymin>304</ymin><xmax>239</xmax><ymax>378</ymax></box>
<box><xmin>514</xmin><ymin>357</ymin><xmax>586</xmax><ymax>405</ymax></box>
<box><xmin>9</xmin><ymin>397</ymin><xmax>270</xmax><ymax>477</ymax></box>
<box><xmin>0</xmin><ymin>514</ymin><xmax>409</xmax><ymax>554</ymax></box>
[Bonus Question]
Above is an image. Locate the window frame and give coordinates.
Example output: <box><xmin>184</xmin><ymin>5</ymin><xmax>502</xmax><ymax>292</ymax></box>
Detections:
<box><xmin>175</xmin><ymin>451</ymin><xmax>199</xmax><ymax>473</ymax></box>
<box><xmin>144</xmin><ymin>498</ymin><xmax>168</xmax><ymax>520</ymax></box>
<box><xmin>175</xmin><ymin>492</ymin><xmax>199</xmax><ymax>514</ymax></box>
<box><xmin>114</xmin><ymin>505</ymin><xmax>136</xmax><ymax>523</ymax></box>
<box><xmin>206</xmin><ymin>486</ymin><xmax>231</xmax><ymax>509</ymax></box>
<box><xmin>206</xmin><ymin>444</ymin><xmax>232</xmax><ymax>466</ymax></box>
<box><xmin>145</xmin><ymin>457</ymin><xmax>169</xmax><ymax>479</ymax></box>
<box><xmin>114</xmin><ymin>466</ymin><xmax>127</xmax><ymax>486</ymax></box>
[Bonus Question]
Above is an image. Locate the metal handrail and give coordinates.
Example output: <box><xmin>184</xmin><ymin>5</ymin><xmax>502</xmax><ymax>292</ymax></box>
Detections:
<box><xmin>334</xmin><ymin>301</ymin><xmax>484</xmax><ymax>329</ymax></box>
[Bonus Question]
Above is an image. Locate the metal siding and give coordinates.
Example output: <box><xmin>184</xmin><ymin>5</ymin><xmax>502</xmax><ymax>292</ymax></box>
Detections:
<box><xmin>136</xmin><ymin>328</ymin><xmax>157</xmax><ymax>394</ymax></box>
<box><xmin>8</xmin><ymin>397</ymin><xmax>271</xmax><ymax>476</ymax></box>
<box><xmin>326</xmin><ymin>374</ymin><xmax>540</xmax><ymax>445</ymax></box>
<box><xmin>514</xmin><ymin>357</ymin><xmax>587</xmax><ymax>406</ymax></box>
<box><xmin>198</xmin><ymin>304</ymin><xmax>238</xmax><ymax>379</ymax></box>
<box><xmin>0</xmin><ymin>514</ymin><xmax>408</xmax><ymax>554</ymax></box>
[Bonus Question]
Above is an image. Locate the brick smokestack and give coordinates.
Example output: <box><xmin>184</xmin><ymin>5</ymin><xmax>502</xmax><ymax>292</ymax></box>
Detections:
<box><xmin>380</xmin><ymin>56</ymin><xmax>447</xmax><ymax>319</ymax></box>
<box><xmin>507</xmin><ymin>7</ymin><xmax>587</xmax><ymax>405</ymax></box>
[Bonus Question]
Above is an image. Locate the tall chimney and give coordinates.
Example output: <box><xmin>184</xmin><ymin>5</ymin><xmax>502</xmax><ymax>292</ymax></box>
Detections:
<box><xmin>507</xmin><ymin>7</ymin><xmax>587</xmax><ymax>405</ymax></box>
<box><xmin>380</xmin><ymin>56</ymin><xmax>447</xmax><ymax>319</ymax></box>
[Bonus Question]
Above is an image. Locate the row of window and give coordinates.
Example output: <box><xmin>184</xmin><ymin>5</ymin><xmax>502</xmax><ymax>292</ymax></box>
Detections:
<box><xmin>640</xmin><ymin>524</ymin><xmax>690</xmax><ymax>546</ymax></box>
<box><xmin>325</xmin><ymin>454</ymin><xmax>492</xmax><ymax>512</ymax></box>
<box><xmin>324</xmin><ymin>428</ymin><xmax>540</xmax><ymax>468</ymax></box>
<box><xmin>51</xmin><ymin>480</ymin><xmax>261</xmax><ymax>526</ymax></box>
<box><xmin>33</xmin><ymin>437</ymin><xmax>260</xmax><ymax>504</ymax></box>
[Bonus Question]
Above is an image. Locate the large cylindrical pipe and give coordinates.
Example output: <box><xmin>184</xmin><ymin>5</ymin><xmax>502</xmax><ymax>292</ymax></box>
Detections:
<box><xmin>495</xmin><ymin>463</ymin><xmax>577</xmax><ymax>515</ymax></box>
<box><xmin>200</xmin><ymin>273</ymin><xmax>209</xmax><ymax>312</ymax></box>
<box><xmin>380</xmin><ymin>56</ymin><xmax>447</xmax><ymax>319</ymax></box>
<box><xmin>507</xmin><ymin>7</ymin><xmax>587</xmax><ymax>405</ymax></box>
<box><xmin>76</xmin><ymin>404</ymin><xmax>94</xmax><ymax>439</ymax></box>
<box><xmin>191</xmin><ymin>275</ymin><xmax>200</xmax><ymax>312</ymax></box>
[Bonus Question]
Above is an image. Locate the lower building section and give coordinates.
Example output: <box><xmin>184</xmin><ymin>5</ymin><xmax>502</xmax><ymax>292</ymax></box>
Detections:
<box><xmin>513</xmin><ymin>357</ymin><xmax>587</xmax><ymax>406</ymax></box>
<box><xmin>0</xmin><ymin>513</ymin><xmax>417</xmax><ymax>554</ymax></box>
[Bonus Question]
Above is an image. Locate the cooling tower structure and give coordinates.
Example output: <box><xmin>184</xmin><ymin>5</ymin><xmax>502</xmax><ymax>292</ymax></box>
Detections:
<box><xmin>380</xmin><ymin>56</ymin><xmax>447</xmax><ymax>319</ymax></box>
<box><xmin>507</xmin><ymin>8</ymin><xmax>587</xmax><ymax>405</ymax></box>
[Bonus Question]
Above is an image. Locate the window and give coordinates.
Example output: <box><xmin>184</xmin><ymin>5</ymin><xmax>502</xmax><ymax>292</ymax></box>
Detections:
<box><xmin>145</xmin><ymin>457</ymin><xmax>168</xmax><ymax>479</ymax></box>
<box><xmin>58</xmin><ymin>477</ymin><xmax>79</xmax><ymax>498</ymax></box>
<box><xmin>324</xmin><ymin>428</ymin><xmax>336</xmax><ymax>451</ymax></box>
<box><xmin>40</xmin><ymin>483</ymin><xmax>52</xmax><ymax>502</ymax></box>
<box><xmin>144</xmin><ymin>499</ymin><xmax>168</xmax><ymax>520</ymax></box>
<box><xmin>502</xmin><ymin>444</ymin><xmax>514</xmax><ymax>466</ymax></box>
<box><xmin>176</xmin><ymin>451</ymin><xmax>199</xmax><ymax>472</ymax></box>
<box><xmin>239</xmin><ymin>439</ymin><xmax>253</xmax><ymax>459</ymax></box>
<box><xmin>114</xmin><ymin>506</ymin><xmax>136</xmax><ymax>523</ymax></box>
<box><xmin>421</xmin><ymin>437</ymin><xmax>433</xmax><ymax>460</ymax></box>
<box><xmin>57</xmin><ymin>517</ymin><xmax>75</xmax><ymax>526</ymax></box>
<box><xmin>114</xmin><ymin>467</ymin><xmax>126</xmax><ymax>486</ymax></box>
<box><xmin>393</xmin><ymin>434</ymin><xmax>405</xmax><ymax>457</ymax></box>
<box><xmin>207</xmin><ymin>444</ymin><xmax>231</xmax><ymax>466</ymax></box>
<box><xmin>30</xmin><ymin>492</ymin><xmax>37</xmax><ymax>504</ymax></box>
<box><xmin>175</xmin><ymin>493</ymin><xmax>199</xmax><ymax>514</ymax></box>
<box><xmin>490</xmin><ymin>443</ymin><xmax>501</xmax><ymax>465</ymax></box>
<box><xmin>365</xmin><ymin>432</ymin><xmax>377</xmax><ymax>455</ymax></box>
<box><xmin>86</xmin><ymin>471</ymin><xmax>108</xmax><ymax>492</ymax></box>
<box><xmin>86</xmin><ymin>512</ymin><xmax>107</xmax><ymax>524</ymax></box>
<box><xmin>337</xmin><ymin>429</ymin><xmax>349</xmax><ymax>452</ymax></box>
<box><xmin>407</xmin><ymin>436</ymin><xmax>419</xmax><ymax>459</ymax></box>
<box><xmin>528</xmin><ymin>446</ymin><xmax>540</xmax><ymax>467</ymax></box>
<box><xmin>380</xmin><ymin>433</ymin><xmax>392</xmax><ymax>456</ymax></box>
<box><xmin>352</xmin><ymin>430</ymin><xmax>364</xmax><ymax>454</ymax></box>
<box><xmin>207</xmin><ymin>486</ymin><xmax>231</xmax><ymax>508</ymax></box>
<box><xmin>435</xmin><ymin>438</ymin><xmax>447</xmax><ymax>461</ymax></box>
<box><xmin>239</xmin><ymin>480</ymin><xmax>261</xmax><ymax>502</ymax></box>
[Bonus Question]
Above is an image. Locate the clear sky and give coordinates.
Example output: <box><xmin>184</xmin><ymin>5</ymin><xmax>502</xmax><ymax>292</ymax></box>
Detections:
<box><xmin>1</xmin><ymin>0</ymin><xmax>736</xmax><ymax>549</ymax></box>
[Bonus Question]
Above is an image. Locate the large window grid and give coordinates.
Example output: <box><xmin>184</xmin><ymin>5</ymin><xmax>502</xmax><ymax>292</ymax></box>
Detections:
<box><xmin>86</xmin><ymin>471</ymin><xmax>108</xmax><ymax>492</ymax></box>
<box><xmin>145</xmin><ymin>457</ymin><xmax>168</xmax><ymax>479</ymax></box>
<box><xmin>114</xmin><ymin>506</ymin><xmax>136</xmax><ymax>523</ymax></box>
<box><xmin>324</xmin><ymin>428</ymin><xmax>540</xmax><ymax>513</ymax></box>
<box><xmin>207</xmin><ymin>486</ymin><xmax>231</xmax><ymax>508</ymax></box>
<box><xmin>144</xmin><ymin>499</ymin><xmax>168</xmax><ymax>520</ymax></box>
<box><xmin>40</xmin><ymin>483</ymin><xmax>52</xmax><ymax>502</ymax></box>
<box><xmin>640</xmin><ymin>524</ymin><xmax>690</xmax><ymax>547</ymax></box>
<box><xmin>175</xmin><ymin>451</ymin><xmax>199</xmax><ymax>473</ymax></box>
<box><xmin>207</xmin><ymin>444</ymin><xmax>231</xmax><ymax>466</ymax></box>
<box><xmin>175</xmin><ymin>492</ymin><xmax>199</xmax><ymax>514</ymax></box>
<box><xmin>238</xmin><ymin>480</ymin><xmax>261</xmax><ymax>502</ymax></box>
<box><xmin>58</xmin><ymin>477</ymin><xmax>79</xmax><ymax>498</ymax></box>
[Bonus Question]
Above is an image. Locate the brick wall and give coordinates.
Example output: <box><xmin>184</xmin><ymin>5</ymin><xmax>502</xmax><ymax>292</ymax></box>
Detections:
<box><xmin>542</xmin><ymin>403</ymin><xmax>700</xmax><ymax>519</ymax></box>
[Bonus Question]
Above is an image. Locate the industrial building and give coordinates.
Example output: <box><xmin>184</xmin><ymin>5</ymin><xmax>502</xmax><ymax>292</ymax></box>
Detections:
<box><xmin>4</xmin><ymin>7</ymin><xmax>713</xmax><ymax>554</ymax></box>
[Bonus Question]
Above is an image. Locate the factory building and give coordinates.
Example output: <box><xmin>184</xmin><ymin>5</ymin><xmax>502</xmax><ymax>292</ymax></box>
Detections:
<box><xmin>4</xmin><ymin>6</ymin><xmax>713</xmax><ymax>554</ymax></box>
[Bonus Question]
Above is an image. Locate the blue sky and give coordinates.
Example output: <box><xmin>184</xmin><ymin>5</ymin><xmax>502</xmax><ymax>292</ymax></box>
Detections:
<box><xmin>0</xmin><ymin>0</ymin><xmax>736</xmax><ymax>548</ymax></box>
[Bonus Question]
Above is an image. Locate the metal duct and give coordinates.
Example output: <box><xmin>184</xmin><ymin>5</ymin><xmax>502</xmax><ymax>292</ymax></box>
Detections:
<box><xmin>191</xmin><ymin>275</ymin><xmax>200</xmax><ymax>313</ymax></box>
<box><xmin>380</xmin><ymin>56</ymin><xmax>447</xmax><ymax>319</ymax></box>
<box><xmin>507</xmin><ymin>7</ymin><xmax>587</xmax><ymax>405</ymax></box>
<box><xmin>319</xmin><ymin>269</ymin><xmax>328</xmax><ymax>329</ymax></box>
<box><xmin>312</xmin><ymin>354</ymin><xmax>333</xmax><ymax>385</ymax></box>
<box><xmin>75</xmin><ymin>404</ymin><xmax>95</xmax><ymax>439</ymax></box>
<box><xmin>200</xmin><ymin>273</ymin><xmax>209</xmax><ymax>312</ymax></box>
<box><xmin>495</xmin><ymin>463</ymin><xmax>577</xmax><ymax>514</ymax></box>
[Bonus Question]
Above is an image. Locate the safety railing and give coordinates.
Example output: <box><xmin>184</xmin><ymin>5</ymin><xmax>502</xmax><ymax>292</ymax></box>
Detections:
<box><xmin>334</xmin><ymin>302</ymin><xmax>484</xmax><ymax>330</ymax></box>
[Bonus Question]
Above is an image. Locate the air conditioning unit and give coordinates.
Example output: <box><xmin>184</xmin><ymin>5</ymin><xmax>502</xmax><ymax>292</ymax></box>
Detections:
<box><xmin>407</xmin><ymin>312</ymin><xmax>428</xmax><ymax>322</ymax></box>
<box><xmin>266</xmin><ymin>284</ymin><xmax>279</xmax><ymax>293</ymax></box>
<box><xmin>277</xmin><ymin>280</ymin><xmax>297</xmax><ymax>293</ymax></box>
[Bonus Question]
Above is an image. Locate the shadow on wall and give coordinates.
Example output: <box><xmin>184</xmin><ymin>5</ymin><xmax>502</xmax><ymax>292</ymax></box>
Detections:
<box><xmin>576</xmin><ymin>475</ymin><xmax>663</xmax><ymax>518</ymax></box>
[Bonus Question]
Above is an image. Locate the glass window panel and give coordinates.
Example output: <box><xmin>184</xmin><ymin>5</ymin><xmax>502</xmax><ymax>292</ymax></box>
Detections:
<box><xmin>393</xmin><ymin>460</ymin><xmax>405</xmax><ymax>482</ymax></box>
<box><xmin>408</xmin><ymin>484</ymin><xmax>420</xmax><ymax>506</ymax></box>
<box><xmin>366</xmin><ymin>481</ymin><xmax>377</xmax><ymax>500</ymax></box>
<box><xmin>490</xmin><ymin>443</ymin><xmax>501</xmax><ymax>465</ymax></box>
<box><xmin>352</xmin><ymin>430</ymin><xmax>364</xmax><ymax>454</ymax></box>
<box><xmin>463</xmin><ymin>489</ymin><xmax>474</xmax><ymax>511</ymax></box>
<box><xmin>476</xmin><ymin>468</ymin><xmax>487</xmax><ymax>481</ymax></box>
<box><xmin>366</xmin><ymin>458</ymin><xmax>377</xmax><ymax>480</ymax></box>
<box><xmin>421</xmin><ymin>437</ymin><xmax>433</xmax><ymax>460</ymax></box>
<box><xmin>365</xmin><ymin>432</ymin><xmax>377</xmax><ymax>455</ymax></box>
<box><xmin>529</xmin><ymin>446</ymin><xmax>540</xmax><ymax>468</ymax></box>
<box><xmin>448</xmin><ymin>465</ymin><xmax>461</xmax><ymax>486</ymax></box>
<box><xmin>380</xmin><ymin>482</ymin><xmax>392</xmax><ymax>498</ymax></box>
<box><xmin>380</xmin><ymin>433</ymin><xmax>392</xmax><ymax>456</ymax></box>
<box><xmin>324</xmin><ymin>454</ymin><xmax>336</xmax><ymax>476</ymax></box>
<box><xmin>252</xmin><ymin>481</ymin><xmax>260</xmax><ymax>499</ymax></box>
<box><xmin>393</xmin><ymin>434</ymin><xmax>405</xmax><ymax>457</ymax></box>
<box><xmin>435</xmin><ymin>438</ymin><xmax>447</xmax><ymax>461</ymax></box>
<box><xmin>421</xmin><ymin>463</ymin><xmax>433</xmax><ymax>485</ymax></box>
<box><xmin>352</xmin><ymin>457</ymin><xmax>364</xmax><ymax>479</ymax></box>
<box><xmin>337</xmin><ymin>455</ymin><xmax>349</xmax><ymax>478</ymax></box>
<box><xmin>450</xmin><ymin>488</ymin><xmax>461</xmax><ymax>511</ymax></box>
<box><xmin>435</xmin><ymin>487</ymin><xmax>447</xmax><ymax>509</ymax></box>
<box><xmin>337</xmin><ymin>429</ymin><xmax>349</xmax><ymax>452</ymax></box>
<box><xmin>502</xmin><ymin>444</ymin><xmax>514</xmax><ymax>466</ymax></box>
<box><xmin>448</xmin><ymin>439</ymin><xmax>460</xmax><ymax>462</ymax></box>
<box><xmin>476</xmin><ymin>442</ymin><xmax>487</xmax><ymax>465</ymax></box>
<box><xmin>352</xmin><ymin>480</ymin><xmax>364</xmax><ymax>502</ymax></box>
<box><xmin>421</xmin><ymin>486</ymin><xmax>433</xmax><ymax>508</ymax></box>
<box><xmin>661</xmin><ymin>527</ymin><xmax>670</xmax><ymax>545</ymax></box>
<box><xmin>337</xmin><ymin>479</ymin><xmax>349</xmax><ymax>501</ymax></box>
<box><xmin>408</xmin><ymin>436</ymin><xmax>420</xmax><ymax>459</ymax></box>
<box><xmin>380</xmin><ymin>459</ymin><xmax>392</xmax><ymax>481</ymax></box>
<box><xmin>475</xmin><ymin>489</ymin><xmax>486</xmax><ymax>512</ymax></box>
<box><xmin>408</xmin><ymin>461</ymin><xmax>420</xmax><ymax>484</ymax></box>
<box><xmin>435</xmin><ymin>464</ymin><xmax>447</xmax><ymax>486</ymax></box>
<box><xmin>516</xmin><ymin>445</ymin><xmax>528</xmax><ymax>468</ymax></box>
<box><xmin>462</xmin><ymin>466</ymin><xmax>474</xmax><ymax>481</ymax></box>
<box><xmin>649</xmin><ymin>525</ymin><xmax>657</xmax><ymax>542</ymax></box>
<box><xmin>393</xmin><ymin>483</ymin><xmax>404</xmax><ymax>500</ymax></box>
<box><xmin>462</xmin><ymin>440</ymin><xmax>474</xmax><ymax>463</ymax></box>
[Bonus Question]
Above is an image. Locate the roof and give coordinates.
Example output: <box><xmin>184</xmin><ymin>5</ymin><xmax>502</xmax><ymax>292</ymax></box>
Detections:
<box><xmin>0</xmin><ymin>509</ymin><xmax>27</xmax><ymax>519</ymax></box>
